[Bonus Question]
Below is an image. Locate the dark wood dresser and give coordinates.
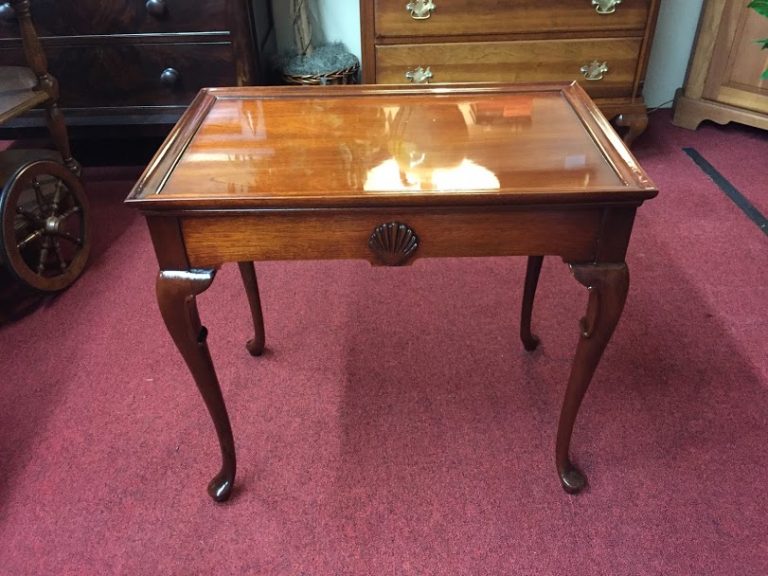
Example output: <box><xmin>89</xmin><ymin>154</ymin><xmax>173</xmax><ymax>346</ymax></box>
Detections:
<box><xmin>360</xmin><ymin>0</ymin><xmax>661</xmax><ymax>144</ymax></box>
<box><xmin>0</xmin><ymin>0</ymin><xmax>274</xmax><ymax>129</ymax></box>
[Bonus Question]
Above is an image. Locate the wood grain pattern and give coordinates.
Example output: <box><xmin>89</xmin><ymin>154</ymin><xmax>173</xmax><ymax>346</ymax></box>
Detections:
<box><xmin>128</xmin><ymin>83</ymin><xmax>658</xmax><ymax>500</ymax></box>
<box><xmin>673</xmin><ymin>0</ymin><xmax>768</xmax><ymax>130</ymax></box>
<box><xmin>680</xmin><ymin>0</ymin><xmax>725</xmax><ymax>100</ymax></box>
<box><xmin>180</xmin><ymin>208</ymin><xmax>603</xmax><ymax>268</ymax></box>
<box><xmin>0</xmin><ymin>0</ymin><xmax>274</xmax><ymax>130</ymax></box>
<box><xmin>361</xmin><ymin>0</ymin><xmax>662</xmax><ymax>146</ymax></box>
<box><xmin>126</xmin><ymin>83</ymin><xmax>656</xmax><ymax>210</ymax></box>
<box><xmin>375</xmin><ymin>38</ymin><xmax>641</xmax><ymax>98</ymax></box>
<box><xmin>0</xmin><ymin>0</ymin><xmax>229</xmax><ymax>38</ymax></box>
<box><xmin>0</xmin><ymin>41</ymin><xmax>237</xmax><ymax>108</ymax></box>
<box><xmin>374</xmin><ymin>0</ymin><xmax>651</xmax><ymax>37</ymax></box>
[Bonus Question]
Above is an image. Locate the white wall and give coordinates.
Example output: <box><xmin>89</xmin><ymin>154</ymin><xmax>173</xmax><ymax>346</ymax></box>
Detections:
<box><xmin>271</xmin><ymin>0</ymin><xmax>361</xmax><ymax>57</ymax></box>
<box><xmin>271</xmin><ymin>0</ymin><xmax>703</xmax><ymax>108</ymax></box>
<box><xmin>643</xmin><ymin>0</ymin><xmax>704</xmax><ymax>107</ymax></box>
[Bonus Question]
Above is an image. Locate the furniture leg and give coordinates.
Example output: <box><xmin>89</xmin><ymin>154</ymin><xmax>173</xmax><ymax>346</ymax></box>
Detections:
<box><xmin>520</xmin><ymin>255</ymin><xmax>543</xmax><ymax>351</ymax></box>
<box><xmin>237</xmin><ymin>261</ymin><xmax>265</xmax><ymax>356</ymax></box>
<box><xmin>44</xmin><ymin>100</ymin><xmax>80</xmax><ymax>175</ymax></box>
<box><xmin>156</xmin><ymin>269</ymin><xmax>236</xmax><ymax>502</ymax></box>
<box><xmin>556</xmin><ymin>263</ymin><xmax>629</xmax><ymax>493</ymax></box>
<box><xmin>614</xmin><ymin>112</ymin><xmax>649</xmax><ymax>148</ymax></box>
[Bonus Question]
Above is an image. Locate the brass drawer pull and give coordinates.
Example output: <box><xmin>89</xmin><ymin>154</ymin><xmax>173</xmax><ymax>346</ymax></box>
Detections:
<box><xmin>406</xmin><ymin>0</ymin><xmax>436</xmax><ymax>20</ymax></box>
<box><xmin>592</xmin><ymin>0</ymin><xmax>621</xmax><ymax>14</ymax></box>
<box><xmin>145</xmin><ymin>0</ymin><xmax>168</xmax><ymax>17</ymax></box>
<box><xmin>580</xmin><ymin>60</ymin><xmax>608</xmax><ymax>81</ymax></box>
<box><xmin>405</xmin><ymin>66</ymin><xmax>433</xmax><ymax>83</ymax></box>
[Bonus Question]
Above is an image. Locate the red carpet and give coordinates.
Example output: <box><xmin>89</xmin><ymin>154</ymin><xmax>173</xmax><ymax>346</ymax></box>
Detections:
<box><xmin>1</xmin><ymin>111</ymin><xmax>767</xmax><ymax>575</ymax></box>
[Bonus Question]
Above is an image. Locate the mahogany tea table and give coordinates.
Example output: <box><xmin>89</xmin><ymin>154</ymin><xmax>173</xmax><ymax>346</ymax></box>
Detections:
<box><xmin>125</xmin><ymin>82</ymin><xmax>657</xmax><ymax>502</ymax></box>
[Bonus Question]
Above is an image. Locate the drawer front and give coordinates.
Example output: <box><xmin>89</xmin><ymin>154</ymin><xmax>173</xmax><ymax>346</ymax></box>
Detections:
<box><xmin>182</xmin><ymin>209</ymin><xmax>602</xmax><ymax>268</ymax></box>
<box><xmin>375</xmin><ymin>0</ymin><xmax>651</xmax><ymax>37</ymax></box>
<box><xmin>376</xmin><ymin>38</ymin><xmax>642</xmax><ymax>98</ymax></box>
<box><xmin>0</xmin><ymin>42</ymin><xmax>237</xmax><ymax>108</ymax></box>
<box><xmin>0</xmin><ymin>0</ymin><xmax>229</xmax><ymax>38</ymax></box>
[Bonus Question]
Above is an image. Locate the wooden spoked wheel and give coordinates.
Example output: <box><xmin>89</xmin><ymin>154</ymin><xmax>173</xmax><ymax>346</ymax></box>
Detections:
<box><xmin>0</xmin><ymin>160</ymin><xmax>90</xmax><ymax>292</ymax></box>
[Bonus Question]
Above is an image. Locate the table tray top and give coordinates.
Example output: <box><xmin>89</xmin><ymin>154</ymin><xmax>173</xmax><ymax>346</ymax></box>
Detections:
<box><xmin>126</xmin><ymin>82</ymin><xmax>657</xmax><ymax>211</ymax></box>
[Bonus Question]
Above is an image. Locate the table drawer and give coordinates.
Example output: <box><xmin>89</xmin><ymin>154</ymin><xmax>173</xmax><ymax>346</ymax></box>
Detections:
<box><xmin>0</xmin><ymin>41</ymin><xmax>237</xmax><ymax>108</ymax></box>
<box><xmin>375</xmin><ymin>0</ymin><xmax>651</xmax><ymax>38</ymax></box>
<box><xmin>182</xmin><ymin>208</ymin><xmax>602</xmax><ymax>268</ymax></box>
<box><xmin>0</xmin><ymin>0</ymin><xmax>228</xmax><ymax>38</ymax></box>
<box><xmin>376</xmin><ymin>37</ymin><xmax>641</xmax><ymax>98</ymax></box>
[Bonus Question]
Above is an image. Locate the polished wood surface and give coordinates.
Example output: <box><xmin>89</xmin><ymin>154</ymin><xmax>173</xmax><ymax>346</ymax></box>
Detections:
<box><xmin>0</xmin><ymin>0</ymin><xmax>230</xmax><ymax>37</ymax></box>
<box><xmin>361</xmin><ymin>0</ymin><xmax>661</xmax><ymax>146</ymax></box>
<box><xmin>520</xmin><ymin>255</ymin><xmax>544</xmax><ymax>352</ymax></box>
<box><xmin>374</xmin><ymin>0</ymin><xmax>652</xmax><ymax>37</ymax></box>
<box><xmin>127</xmin><ymin>83</ymin><xmax>657</xmax><ymax>501</ymax></box>
<box><xmin>375</xmin><ymin>38</ymin><xmax>642</xmax><ymax>98</ymax></box>
<box><xmin>127</xmin><ymin>82</ymin><xmax>654</xmax><ymax>211</ymax></box>
<box><xmin>155</xmin><ymin>268</ymin><xmax>235</xmax><ymax>502</ymax></box>
<box><xmin>673</xmin><ymin>0</ymin><xmax>768</xmax><ymax>130</ymax></box>
<box><xmin>0</xmin><ymin>0</ymin><xmax>275</xmax><ymax>129</ymax></box>
<box><xmin>237</xmin><ymin>261</ymin><xmax>265</xmax><ymax>357</ymax></box>
<box><xmin>1</xmin><ymin>42</ymin><xmax>241</xmax><ymax>109</ymax></box>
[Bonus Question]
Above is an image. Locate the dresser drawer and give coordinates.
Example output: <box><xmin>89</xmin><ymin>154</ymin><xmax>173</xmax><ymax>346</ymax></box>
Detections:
<box><xmin>375</xmin><ymin>0</ymin><xmax>652</xmax><ymax>38</ymax></box>
<box><xmin>375</xmin><ymin>38</ymin><xmax>641</xmax><ymax>98</ymax></box>
<box><xmin>0</xmin><ymin>0</ymin><xmax>228</xmax><ymax>38</ymax></box>
<box><xmin>0</xmin><ymin>42</ymin><xmax>237</xmax><ymax>108</ymax></box>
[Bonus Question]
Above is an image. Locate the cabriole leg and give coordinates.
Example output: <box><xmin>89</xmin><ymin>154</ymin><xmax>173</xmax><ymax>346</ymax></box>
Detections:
<box><xmin>520</xmin><ymin>255</ymin><xmax>543</xmax><ymax>351</ymax></box>
<box><xmin>238</xmin><ymin>261</ymin><xmax>265</xmax><ymax>356</ymax></box>
<box><xmin>557</xmin><ymin>263</ymin><xmax>629</xmax><ymax>493</ymax></box>
<box><xmin>156</xmin><ymin>269</ymin><xmax>236</xmax><ymax>502</ymax></box>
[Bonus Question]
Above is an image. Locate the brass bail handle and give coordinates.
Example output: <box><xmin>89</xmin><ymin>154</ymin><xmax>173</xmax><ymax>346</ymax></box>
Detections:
<box><xmin>592</xmin><ymin>0</ymin><xmax>622</xmax><ymax>14</ymax></box>
<box><xmin>405</xmin><ymin>66</ymin><xmax>433</xmax><ymax>84</ymax></box>
<box><xmin>580</xmin><ymin>60</ymin><xmax>608</xmax><ymax>81</ymax></box>
<box><xmin>406</xmin><ymin>0</ymin><xmax>436</xmax><ymax>20</ymax></box>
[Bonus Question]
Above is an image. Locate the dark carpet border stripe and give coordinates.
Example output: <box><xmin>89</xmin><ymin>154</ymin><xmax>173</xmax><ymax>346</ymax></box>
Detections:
<box><xmin>683</xmin><ymin>147</ymin><xmax>768</xmax><ymax>236</ymax></box>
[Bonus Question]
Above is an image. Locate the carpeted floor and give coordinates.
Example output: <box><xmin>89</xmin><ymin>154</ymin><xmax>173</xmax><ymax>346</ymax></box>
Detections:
<box><xmin>0</xmin><ymin>110</ymin><xmax>766</xmax><ymax>575</ymax></box>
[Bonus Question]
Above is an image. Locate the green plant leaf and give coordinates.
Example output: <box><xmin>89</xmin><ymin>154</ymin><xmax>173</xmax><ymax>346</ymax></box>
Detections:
<box><xmin>758</xmin><ymin>38</ymin><xmax>768</xmax><ymax>49</ymax></box>
<box><xmin>749</xmin><ymin>0</ymin><xmax>768</xmax><ymax>18</ymax></box>
<box><xmin>763</xmin><ymin>69</ymin><xmax>768</xmax><ymax>80</ymax></box>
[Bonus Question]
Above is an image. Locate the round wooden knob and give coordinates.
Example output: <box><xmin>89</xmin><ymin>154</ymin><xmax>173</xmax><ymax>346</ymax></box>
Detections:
<box><xmin>160</xmin><ymin>67</ymin><xmax>180</xmax><ymax>86</ymax></box>
<box><xmin>145</xmin><ymin>0</ymin><xmax>167</xmax><ymax>17</ymax></box>
<box><xmin>0</xmin><ymin>2</ymin><xmax>16</xmax><ymax>21</ymax></box>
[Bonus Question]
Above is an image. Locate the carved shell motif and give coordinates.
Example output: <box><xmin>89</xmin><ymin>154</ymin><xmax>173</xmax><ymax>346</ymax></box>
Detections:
<box><xmin>368</xmin><ymin>222</ymin><xmax>419</xmax><ymax>266</ymax></box>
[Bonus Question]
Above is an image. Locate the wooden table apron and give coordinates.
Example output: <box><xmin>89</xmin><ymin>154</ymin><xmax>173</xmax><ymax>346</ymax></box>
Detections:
<box><xmin>127</xmin><ymin>82</ymin><xmax>656</xmax><ymax>502</ymax></box>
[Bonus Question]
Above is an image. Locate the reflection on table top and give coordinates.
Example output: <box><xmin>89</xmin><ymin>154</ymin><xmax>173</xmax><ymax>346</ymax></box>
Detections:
<box><xmin>127</xmin><ymin>83</ymin><xmax>657</xmax><ymax>209</ymax></box>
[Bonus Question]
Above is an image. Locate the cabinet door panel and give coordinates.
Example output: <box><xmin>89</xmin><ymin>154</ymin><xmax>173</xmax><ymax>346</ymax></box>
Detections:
<box><xmin>704</xmin><ymin>8</ymin><xmax>768</xmax><ymax>114</ymax></box>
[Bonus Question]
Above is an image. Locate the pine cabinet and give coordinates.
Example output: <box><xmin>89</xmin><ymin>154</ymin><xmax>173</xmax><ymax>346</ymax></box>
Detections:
<box><xmin>673</xmin><ymin>0</ymin><xmax>768</xmax><ymax>131</ymax></box>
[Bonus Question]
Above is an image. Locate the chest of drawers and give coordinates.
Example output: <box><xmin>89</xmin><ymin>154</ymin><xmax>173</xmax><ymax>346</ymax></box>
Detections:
<box><xmin>0</xmin><ymin>0</ymin><xmax>274</xmax><ymax>129</ymax></box>
<box><xmin>360</xmin><ymin>0</ymin><xmax>660</xmax><ymax>145</ymax></box>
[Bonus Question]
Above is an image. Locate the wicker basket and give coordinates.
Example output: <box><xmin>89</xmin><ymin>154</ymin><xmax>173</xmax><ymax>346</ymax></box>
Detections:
<box><xmin>282</xmin><ymin>62</ymin><xmax>359</xmax><ymax>86</ymax></box>
<box><xmin>281</xmin><ymin>43</ymin><xmax>360</xmax><ymax>86</ymax></box>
